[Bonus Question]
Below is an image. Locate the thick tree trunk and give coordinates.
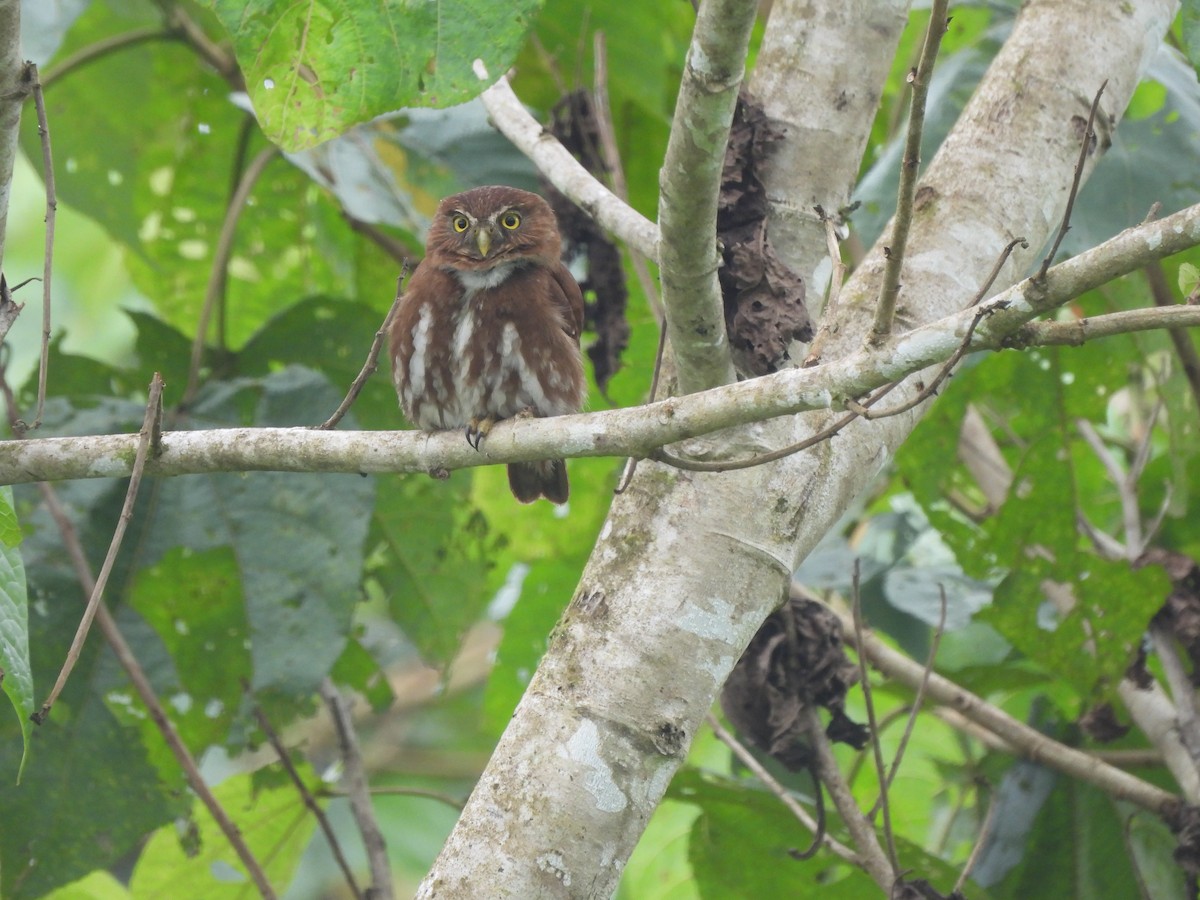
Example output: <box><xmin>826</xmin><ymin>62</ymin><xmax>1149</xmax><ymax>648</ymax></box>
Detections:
<box><xmin>418</xmin><ymin>1</ymin><xmax>1178</xmax><ymax>896</ymax></box>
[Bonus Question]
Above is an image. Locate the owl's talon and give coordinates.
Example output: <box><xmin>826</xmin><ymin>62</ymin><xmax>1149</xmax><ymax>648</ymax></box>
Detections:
<box><xmin>466</xmin><ymin>415</ymin><xmax>496</xmax><ymax>451</ymax></box>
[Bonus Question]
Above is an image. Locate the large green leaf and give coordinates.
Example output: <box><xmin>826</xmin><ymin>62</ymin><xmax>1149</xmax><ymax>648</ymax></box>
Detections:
<box><xmin>129</xmin><ymin>769</ymin><xmax>317</xmax><ymax>897</ymax></box>
<box><xmin>126</xmin><ymin>547</ymin><xmax>251</xmax><ymax>758</ymax></box>
<box><xmin>206</xmin><ymin>0</ymin><xmax>545</xmax><ymax>151</ymax></box>
<box><xmin>369</xmin><ymin>474</ymin><xmax>496</xmax><ymax>668</ymax></box>
<box><xmin>33</xmin><ymin>2</ymin><xmax>373</xmax><ymax>349</ymax></box>
<box><xmin>0</xmin><ymin>486</ymin><xmax>32</xmax><ymax>782</ymax></box>
<box><xmin>478</xmin><ymin>455</ymin><xmax>613</xmax><ymax>733</ymax></box>
<box><xmin>130</xmin><ymin>368</ymin><xmax>374</xmax><ymax>697</ymax></box>
<box><xmin>984</xmin><ymin>779</ymin><xmax>1142</xmax><ymax>899</ymax></box>
<box><xmin>0</xmin><ymin>694</ymin><xmax>175</xmax><ymax>899</ymax></box>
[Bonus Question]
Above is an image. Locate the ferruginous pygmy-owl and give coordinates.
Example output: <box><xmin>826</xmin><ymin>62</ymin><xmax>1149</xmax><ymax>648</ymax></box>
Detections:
<box><xmin>389</xmin><ymin>185</ymin><xmax>587</xmax><ymax>504</ymax></box>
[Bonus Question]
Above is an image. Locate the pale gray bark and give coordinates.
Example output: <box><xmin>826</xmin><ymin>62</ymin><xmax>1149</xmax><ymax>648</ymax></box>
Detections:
<box><xmin>656</xmin><ymin>0</ymin><xmax>756</xmax><ymax>392</ymax></box>
<box><xmin>418</xmin><ymin>0</ymin><xmax>1178</xmax><ymax>897</ymax></box>
<box><xmin>0</xmin><ymin>0</ymin><xmax>22</xmax><ymax>273</ymax></box>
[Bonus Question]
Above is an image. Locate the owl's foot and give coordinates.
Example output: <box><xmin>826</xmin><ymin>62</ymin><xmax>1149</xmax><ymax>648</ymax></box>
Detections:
<box><xmin>465</xmin><ymin>415</ymin><xmax>496</xmax><ymax>451</ymax></box>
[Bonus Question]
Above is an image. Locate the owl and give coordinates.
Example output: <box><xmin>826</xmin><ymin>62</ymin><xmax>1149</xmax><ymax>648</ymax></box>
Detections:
<box><xmin>389</xmin><ymin>186</ymin><xmax>587</xmax><ymax>504</ymax></box>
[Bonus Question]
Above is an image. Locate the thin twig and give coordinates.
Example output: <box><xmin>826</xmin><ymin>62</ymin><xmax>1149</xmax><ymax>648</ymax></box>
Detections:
<box><xmin>35</xmin><ymin>482</ymin><xmax>277</xmax><ymax>898</ymax></box>
<box><xmin>802</xmin><ymin>206</ymin><xmax>850</xmax><ymax>367</ymax></box>
<box><xmin>827</xmin><ymin>594</ymin><xmax>1179</xmax><ymax>816</ymax></box>
<box><xmin>851</xmin><ymin>561</ymin><xmax>901</xmax><ymax>874</ymax></box>
<box><xmin>250</xmin><ymin>692</ymin><xmax>364</xmax><ymax>900</ymax></box>
<box><xmin>1077</xmin><ymin>418</ymin><xmax>1144</xmax><ymax>556</ymax></box>
<box><xmin>954</xmin><ymin>788</ymin><xmax>996</xmax><ymax>894</ymax></box>
<box><xmin>341</xmin><ymin>212</ymin><xmax>416</xmax><ymax>267</ymax></box>
<box><xmin>41</xmin><ymin>27</ymin><xmax>174</xmax><ymax>87</ymax></box>
<box><xmin>320</xmin><ymin>678</ymin><xmax>394</xmax><ymax>900</ymax></box>
<box><xmin>318</xmin><ymin>272</ymin><xmax>407</xmax><ymax>429</ymax></box>
<box><xmin>27</xmin><ymin>63</ymin><xmax>55</xmax><ymax>431</ymax></box>
<box><xmin>591</xmin><ymin>31</ymin><xmax>663</xmax><ymax>323</ymax></box>
<box><xmin>870</xmin><ymin>0</ymin><xmax>950</xmax><ymax>344</ymax></box>
<box><xmin>872</xmin><ymin>586</ymin><xmax>946</xmax><ymax>816</ymax></box>
<box><xmin>805</xmin><ymin>707</ymin><xmax>895</xmax><ymax>892</ymax></box>
<box><xmin>706</xmin><ymin>714</ymin><xmax>845</xmax><ymax>863</ymax></box>
<box><xmin>182</xmin><ymin>145</ymin><xmax>279</xmax><ymax>408</ymax></box>
<box><xmin>1037</xmin><ymin>81</ymin><xmax>1108</xmax><ymax>279</ymax></box>
<box><xmin>656</xmin><ymin>283</ymin><xmax>1007</xmax><ymax>473</ymax></box>
<box><xmin>325</xmin><ymin>785</ymin><xmax>465</xmax><ymax>810</ymax></box>
<box><xmin>613</xmin><ymin>322</ymin><xmax>669</xmax><ymax>494</ymax></box>
<box><xmin>32</xmin><ymin>373</ymin><xmax>164</xmax><ymax>723</ymax></box>
<box><xmin>969</xmin><ymin>237</ymin><xmax>1028</xmax><ymax>306</ymax></box>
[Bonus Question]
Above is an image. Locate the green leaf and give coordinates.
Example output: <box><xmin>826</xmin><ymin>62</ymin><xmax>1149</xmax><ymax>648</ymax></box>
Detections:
<box><xmin>617</xmin><ymin>800</ymin><xmax>701</xmax><ymax>900</ymax></box>
<box><xmin>126</xmin><ymin>547</ymin><xmax>252</xmax><ymax>757</ymax></box>
<box><xmin>129</xmin><ymin>769</ymin><xmax>317</xmax><ymax>897</ymax></box>
<box><xmin>0</xmin><ymin>486</ymin><xmax>32</xmax><ymax>782</ymax></box>
<box><xmin>479</xmin><ymin>457</ymin><xmax>613</xmax><ymax>733</ymax></box>
<box><xmin>369</xmin><ymin>474</ymin><xmax>495</xmax><ymax>668</ymax></box>
<box><xmin>985</xmin><ymin>780</ymin><xmax>1141</xmax><ymax>899</ymax></box>
<box><xmin>667</xmin><ymin>769</ymin><xmax>883</xmax><ymax>899</ymax></box>
<box><xmin>206</xmin><ymin>0</ymin><xmax>546</xmax><ymax>151</ymax></box>
<box><xmin>1182</xmin><ymin>0</ymin><xmax>1200</xmax><ymax>76</ymax></box>
<box><xmin>132</xmin><ymin>368</ymin><xmax>374</xmax><ymax>696</ymax></box>
<box><xmin>41</xmin><ymin>870</ymin><xmax>133</xmax><ymax>900</ymax></box>
<box><xmin>1123</xmin><ymin>803</ymin><xmax>1191</xmax><ymax>900</ymax></box>
<box><xmin>0</xmin><ymin>698</ymin><xmax>175</xmax><ymax>899</ymax></box>
<box><xmin>237</xmin><ymin>295</ymin><xmax>400</xmax><ymax>431</ymax></box>
<box><xmin>1180</xmin><ymin>261</ymin><xmax>1200</xmax><ymax>296</ymax></box>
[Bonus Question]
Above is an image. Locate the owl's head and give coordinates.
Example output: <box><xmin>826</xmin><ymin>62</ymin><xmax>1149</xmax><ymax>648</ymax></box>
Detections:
<box><xmin>426</xmin><ymin>185</ymin><xmax>563</xmax><ymax>271</ymax></box>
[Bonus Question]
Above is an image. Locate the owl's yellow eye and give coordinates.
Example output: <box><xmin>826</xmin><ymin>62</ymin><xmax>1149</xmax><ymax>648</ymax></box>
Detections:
<box><xmin>500</xmin><ymin>211</ymin><xmax>521</xmax><ymax>230</ymax></box>
<box><xmin>451</xmin><ymin>215</ymin><xmax>470</xmax><ymax>233</ymax></box>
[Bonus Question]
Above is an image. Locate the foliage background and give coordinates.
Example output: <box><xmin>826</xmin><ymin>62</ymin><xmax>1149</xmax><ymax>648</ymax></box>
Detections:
<box><xmin>0</xmin><ymin>0</ymin><xmax>1199</xmax><ymax>897</ymax></box>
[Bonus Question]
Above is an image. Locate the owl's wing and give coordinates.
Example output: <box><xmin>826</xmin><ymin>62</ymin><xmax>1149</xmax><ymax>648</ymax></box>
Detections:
<box><xmin>547</xmin><ymin>262</ymin><xmax>586</xmax><ymax>346</ymax></box>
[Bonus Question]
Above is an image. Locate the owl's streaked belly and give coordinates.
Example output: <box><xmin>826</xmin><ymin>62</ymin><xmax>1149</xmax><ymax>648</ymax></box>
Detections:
<box><xmin>399</xmin><ymin>297</ymin><xmax>584</xmax><ymax>431</ymax></box>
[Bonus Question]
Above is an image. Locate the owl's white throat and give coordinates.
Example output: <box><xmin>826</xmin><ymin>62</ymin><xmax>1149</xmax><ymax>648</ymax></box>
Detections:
<box><xmin>453</xmin><ymin>261</ymin><xmax>522</xmax><ymax>292</ymax></box>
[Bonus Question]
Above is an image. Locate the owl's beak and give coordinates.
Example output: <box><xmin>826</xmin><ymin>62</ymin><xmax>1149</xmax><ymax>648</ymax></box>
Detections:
<box><xmin>475</xmin><ymin>228</ymin><xmax>492</xmax><ymax>258</ymax></box>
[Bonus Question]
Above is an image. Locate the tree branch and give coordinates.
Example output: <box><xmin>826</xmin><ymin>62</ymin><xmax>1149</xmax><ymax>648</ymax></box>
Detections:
<box><xmin>656</xmin><ymin>0</ymin><xmax>757</xmax><ymax>392</ymax></box>
<box><xmin>473</xmin><ymin>62</ymin><xmax>659</xmax><ymax>258</ymax></box>
<box><xmin>870</xmin><ymin>0</ymin><xmax>949</xmax><ymax>343</ymax></box>
<box><xmin>0</xmin><ymin>0</ymin><xmax>23</xmax><ymax>275</ymax></box>
<box><xmin>836</xmin><ymin>601</ymin><xmax>1179</xmax><ymax>818</ymax></box>
<box><xmin>6</xmin><ymin>200</ymin><xmax>1199</xmax><ymax>487</ymax></box>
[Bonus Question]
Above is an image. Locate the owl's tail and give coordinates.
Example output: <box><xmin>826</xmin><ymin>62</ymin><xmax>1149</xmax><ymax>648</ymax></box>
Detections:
<box><xmin>508</xmin><ymin>460</ymin><xmax>569</xmax><ymax>505</ymax></box>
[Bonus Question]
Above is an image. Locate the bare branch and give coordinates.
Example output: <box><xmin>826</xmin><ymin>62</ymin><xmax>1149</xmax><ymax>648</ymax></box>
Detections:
<box><xmin>1011</xmin><ymin>305</ymin><xmax>1200</xmax><ymax>348</ymax></box>
<box><xmin>318</xmin><ymin>273</ymin><xmax>406</xmax><ymax>430</ymax></box>
<box><xmin>851</xmin><ymin>563</ymin><xmax>900</xmax><ymax>873</ymax></box>
<box><xmin>706</xmin><ymin>714</ymin><xmax>850</xmax><ymax>863</ymax></box>
<box><xmin>251</xmin><ymin>694</ymin><xmax>363</xmax><ymax>900</ymax></box>
<box><xmin>321</xmin><ymin>678</ymin><xmax>394</xmax><ymax>900</ymax></box>
<box><xmin>834</xmin><ymin>599</ymin><xmax>1179</xmax><ymax>817</ymax></box>
<box><xmin>473</xmin><ymin>62</ymin><xmax>659</xmax><ymax>257</ymax></box>
<box><xmin>32</xmin><ymin>374</ymin><xmax>164</xmax><ymax>723</ymax></box>
<box><xmin>1145</xmin><ymin>260</ymin><xmax>1200</xmax><ymax>417</ymax></box>
<box><xmin>1037</xmin><ymin>81</ymin><xmax>1108</xmax><ymax>279</ymax></box>
<box><xmin>182</xmin><ymin>145</ymin><xmax>279</xmax><ymax>407</ymax></box>
<box><xmin>25</xmin><ymin>63</ymin><xmax>55</xmax><ymax>432</ymax></box>
<box><xmin>871</xmin><ymin>0</ymin><xmax>950</xmax><ymax>343</ymax></box>
<box><xmin>35</xmin><ymin>481</ymin><xmax>278</xmax><ymax>898</ymax></box>
<box><xmin>657</xmin><ymin>0</ymin><xmax>757</xmax><ymax>392</ymax></box>
<box><xmin>806</xmin><ymin>708</ymin><xmax>895</xmax><ymax>892</ymax></box>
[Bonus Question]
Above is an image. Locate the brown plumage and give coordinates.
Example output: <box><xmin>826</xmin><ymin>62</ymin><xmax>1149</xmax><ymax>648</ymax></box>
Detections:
<box><xmin>389</xmin><ymin>186</ymin><xmax>587</xmax><ymax>503</ymax></box>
